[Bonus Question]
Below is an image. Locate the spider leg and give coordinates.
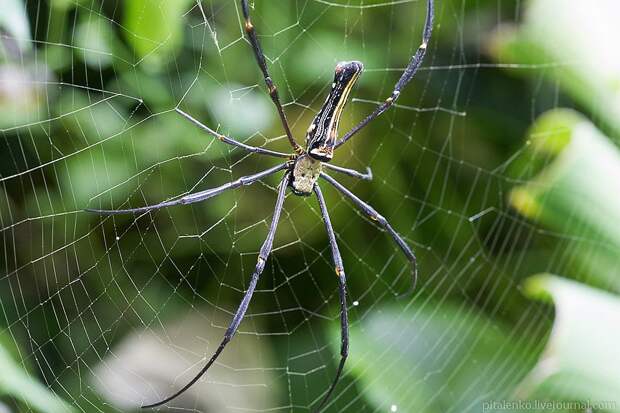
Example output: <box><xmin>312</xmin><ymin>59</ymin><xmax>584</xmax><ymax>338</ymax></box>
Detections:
<box><xmin>320</xmin><ymin>172</ymin><xmax>418</xmax><ymax>296</ymax></box>
<box><xmin>142</xmin><ymin>173</ymin><xmax>289</xmax><ymax>409</ymax></box>
<box><xmin>313</xmin><ymin>184</ymin><xmax>349</xmax><ymax>413</ymax></box>
<box><xmin>334</xmin><ymin>0</ymin><xmax>434</xmax><ymax>149</ymax></box>
<box><xmin>86</xmin><ymin>163</ymin><xmax>289</xmax><ymax>215</ymax></box>
<box><xmin>240</xmin><ymin>0</ymin><xmax>303</xmax><ymax>153</ymax></box>
<box><xmin>322</xmin><ymin>163</ymin><xmax>373</xmax><ymax>181</ymax></box>
<box><xmin>176</xmin><ymin>108</ymin><xmax>290</xmax><ymax>158</ymax></box>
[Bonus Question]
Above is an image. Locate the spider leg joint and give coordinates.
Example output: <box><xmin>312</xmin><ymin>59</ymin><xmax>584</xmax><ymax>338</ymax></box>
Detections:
<box><xmin>386</xmin><ymin>90</ymin><xmax>400</xmax><ymax>104</ymax></box>
<box><xmin>264</xmin><ymin>77</ymin><xmax>277</xmax><ymax>95</ymax></box>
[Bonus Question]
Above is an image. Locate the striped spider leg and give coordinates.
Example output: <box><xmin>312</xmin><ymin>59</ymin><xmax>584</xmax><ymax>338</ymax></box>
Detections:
<box><xmin>240</xmin><ymin>0</ymin><xmax>303</xmax><ymax>153</ymax></box>
<box><xmin>311</xmin><ymin>173</ymin><xmax>418</xmax><ymax>412</ymax></box>
<box><xmin>85</xmin><ymin>163</ymin><xmax>289</xmax><ymax>216</ymax></box>
<box><xmin>313</xmin><ymin>184</ymin><xmax>350</xmax><ymax>413</ymax></box>
<box><xmin>321</xmin><ymin>173</ymin><xmax>418</xmax><ymax>295</ymax></box>
<box><xmin>335</xmin><ymin>0</ymin><xmax>434</xmax><ymax>149</ymax></box>
<box><xmin>175</xmin><ymin>107</ymin><xmax>290</xmax><ymax>159</ymax></box>
<box><xmin>142</xmin><ymin>173</ymin><xmax>290</xmax><ymax>408</ymax></box>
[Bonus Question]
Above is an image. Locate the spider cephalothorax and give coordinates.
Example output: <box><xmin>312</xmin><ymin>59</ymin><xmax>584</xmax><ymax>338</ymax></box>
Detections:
<box><xmin>86</xmin><ymin>0</ymin><xmax>433</xmax><ymax>411</ymax></box>
<box><xmin>290</xmin><ymin>154</ymin><xmax>322</xmax><ymax>196</ymax></box>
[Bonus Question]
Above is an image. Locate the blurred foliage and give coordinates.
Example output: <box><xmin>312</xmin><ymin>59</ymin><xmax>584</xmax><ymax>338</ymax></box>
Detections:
<box><xmin>509</xmin><ymin>110</ymin><xmax>620</xmax><ymax>292</ymax></box>
<box><xmin>0</xmin><ymin>0</ymin><xmax>31</xmax><ymax>53</ymax></box>
<box><xmin>0</xmin><ymin>0</ymin><xmax>619</xmax><ymax>412</ymax></box>
<box><xmin>521</xmin><ymin>275</ymin><xmax>620</xmax><ymax>410</ymax></box>
<box><xmin>0</xmin><ymin>333</ymin><xmax>73</xmax><ymax>413</ymax></box>
<box><xmin>124</xmin><ymin>0</ymin><xmax>194</xmax><ymax>70</ymax></box>
<box><xmin>335</xmin><ymin>302</ymin><xmax>541</xmax><ymax>412</ymax></box>
<box><xmin>489</xmin><ymin>0</ymin><xmax>620</xmax><ymax>137</ymax></box>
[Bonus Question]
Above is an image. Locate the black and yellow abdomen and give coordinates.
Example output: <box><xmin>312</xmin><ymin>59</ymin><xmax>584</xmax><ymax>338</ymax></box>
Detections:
<box><xmin>306</xmin><ymin>61</ymin><xmax>363</xmax><ymax>162</ymax></box>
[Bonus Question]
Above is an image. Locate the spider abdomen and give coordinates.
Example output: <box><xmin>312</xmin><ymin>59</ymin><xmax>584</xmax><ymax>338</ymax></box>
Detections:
<box><xmin>306</xmin><ymin>61</ymin><xmax>363</xmax><ymax>162</ymax></box>
<box><xmin>290</xmin><ymin>155</ymin><xmax>322</xmax><ymax>196</ymax></box>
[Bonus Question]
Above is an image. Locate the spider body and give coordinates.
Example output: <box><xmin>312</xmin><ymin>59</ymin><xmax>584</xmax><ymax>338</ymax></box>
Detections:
<box><xmin>290</xmin><ymin>60</ymin><xmax>364</xmax><ymax>196</ymax></box>
<box><xmin>87</xmin><ymin>0</ymin><xmax>433</xmax><ymax>411</ymax></box>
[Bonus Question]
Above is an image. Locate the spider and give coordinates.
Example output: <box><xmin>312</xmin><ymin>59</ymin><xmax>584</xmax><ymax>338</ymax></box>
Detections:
<box><xmin>87</xmin><ymin>0</ymin><xmax>433</xmax><ymax>410</ymax></box>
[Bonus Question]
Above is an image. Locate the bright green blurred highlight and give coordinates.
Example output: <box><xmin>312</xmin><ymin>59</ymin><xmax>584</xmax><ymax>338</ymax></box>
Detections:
<box><xmin>124</xmin><ymin>0</ymin><xmax>194</xmax><ymax>70</ymax></box>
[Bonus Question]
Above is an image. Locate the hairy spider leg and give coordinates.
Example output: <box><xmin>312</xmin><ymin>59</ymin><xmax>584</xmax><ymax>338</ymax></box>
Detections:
<box><xmin>321</xmin><ymin>172</ymin><xmax>418</xmax><ymax>295</ymax></box>
<box><xmin>335</xmin><ymin>0</ymin><xmax>434</xmax><ymax>149</ymax></box>
<box><xmin>240</xmin><ymin>0</ymin><xmax>303</xmax><ymax>153</ymax></box>
<box><xmin>142</xmin><ymin>173</ymin><xmax>290</xmax><ymax>409</ymax></box>
<box><xmin>313</xmin><ymin>184</ymin><xmax>349</xmax><ymax>413</ymax></box>
<box><xmin>86</xmin><ymin>163</ymin><xmax>289</xmax><ymax>215</ymax></box>
<box><xmin>176</xmin><ymin>108</ymin><xmax>290</xmax><ymax>158</ymax></box>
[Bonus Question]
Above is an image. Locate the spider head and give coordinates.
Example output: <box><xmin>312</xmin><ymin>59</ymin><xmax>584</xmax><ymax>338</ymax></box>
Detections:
<box><xmin>306</xmin><ymin>60</ymin><xmax>364</xmax><ymax>162</ymax></box>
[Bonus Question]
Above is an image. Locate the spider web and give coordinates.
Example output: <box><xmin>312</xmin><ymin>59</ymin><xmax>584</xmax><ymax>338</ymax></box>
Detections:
<box><xmin>0</xmin><ymin>0</ymin><xmax>593</xmax><ymax>412</ymax></box>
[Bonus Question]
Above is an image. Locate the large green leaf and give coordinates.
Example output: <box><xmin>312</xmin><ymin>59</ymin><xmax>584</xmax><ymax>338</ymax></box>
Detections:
<box><xmin>509</xmin><ymin>109</ymin><xmax>620</xmax><ymax>291</ymax></box>
<box><xmin>337</xmin><ymin>302</ymin><xmax>539</xmax><ymax>412</ymax></box>
<box><xmin>520</xmin><ymin>274</ymin><xmax>620</xmax><ymax>411</ymax></box>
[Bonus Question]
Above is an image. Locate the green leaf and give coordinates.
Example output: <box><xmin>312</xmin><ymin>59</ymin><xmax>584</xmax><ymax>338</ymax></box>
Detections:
<box><xmin>0</xmin><ymin>340</ymin><xmax>74</xmax><ymax>413</ymax></box>
<box><xmin>338</xmin><ymin>302</ymin><xmax>539</xmax><ymax>412</ymax></box>
<box><xmin>124</xmin><ymin>0</ymin><xmax>193</xmax><ymax>71</ymax></box>
<box><xmin>520</xmin><ymin>274</ymin><xmax>620</xmax><ymax>410</ymax></box>
<box><xmin>489</xmin><ymin>0</ymin><xmax>620</xmax><ymax>137</ymax></box>
<box><xmin>509</xmin><ymin>109</ymin><xmax>620</xmax><ymax>291</ymax></box>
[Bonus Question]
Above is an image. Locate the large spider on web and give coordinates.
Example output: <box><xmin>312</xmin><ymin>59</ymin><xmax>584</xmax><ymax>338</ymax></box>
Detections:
<box><xmin>87</xmin><ymin>0</ymin><xmax>433</xmax><ymax>410</ymax></box>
